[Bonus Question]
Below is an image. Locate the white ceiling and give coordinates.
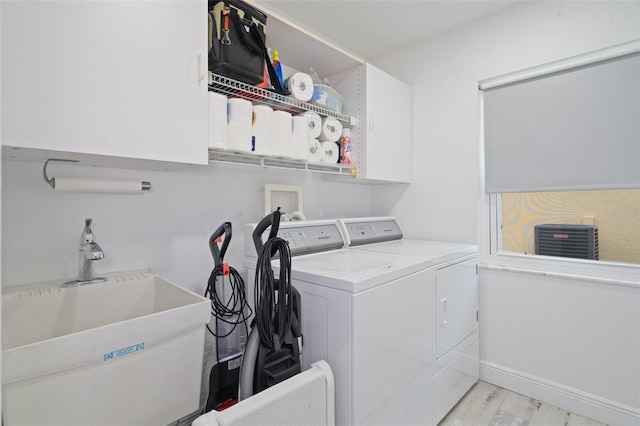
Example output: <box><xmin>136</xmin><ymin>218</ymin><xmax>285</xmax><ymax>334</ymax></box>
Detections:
<box><xmin>262</xmin><ymin>0</ymin><xmax>522</xmax><ymax>61</ymax></box>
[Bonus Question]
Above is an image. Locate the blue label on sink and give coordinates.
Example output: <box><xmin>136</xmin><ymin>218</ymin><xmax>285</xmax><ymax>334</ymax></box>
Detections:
<box><xmin>104</xmin><ymin>343</ymin><xmax>145</xmax><ymax>361</ymax></box>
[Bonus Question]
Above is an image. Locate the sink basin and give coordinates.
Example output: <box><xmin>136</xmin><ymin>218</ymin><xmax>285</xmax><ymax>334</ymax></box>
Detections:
<box><xmin>2</xmin><ymin>269</ymin><xmax>210</xmax><ymax>425</ymax></box>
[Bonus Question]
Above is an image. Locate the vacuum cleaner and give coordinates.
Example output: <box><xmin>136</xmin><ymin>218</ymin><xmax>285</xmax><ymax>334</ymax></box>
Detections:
<box><xmin>238</xmin><ymin>208</ymin><xmax>303</xmax><ymax>400</ymax></box>
<box><xmin>204</xmin><ymin>222</ymin><xmax>252</xmax><ymax>412</ymax></box>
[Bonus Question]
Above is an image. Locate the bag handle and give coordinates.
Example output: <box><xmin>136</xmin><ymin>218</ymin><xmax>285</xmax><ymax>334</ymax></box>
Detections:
<box><xmin>246</xmin><ymin>24</ymin><xmax>289</xmax><ymax>96</ymax></box>
<box><xmin>227</xmin><ymin>10</ymin><xmax>264</xmax><ymax>55</ymax></box>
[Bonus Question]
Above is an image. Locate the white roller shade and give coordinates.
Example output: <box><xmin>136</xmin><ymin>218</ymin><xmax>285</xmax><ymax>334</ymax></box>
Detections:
<box><xmin>481</xmin><ymin>43</ymin><xmax>640</xmax><ymax>193</ymax></box>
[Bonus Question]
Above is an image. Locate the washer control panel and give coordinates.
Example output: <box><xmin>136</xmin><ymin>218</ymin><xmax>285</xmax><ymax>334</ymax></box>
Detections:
<box><xmin>341</xmin><ymin>218</ymin><xmax>403</xmax><ymax>246</ymax></box>
<box><xmin>277</xmin><ymin>222</ymin><xmax>344</xmax><ymax>256</ymax></box>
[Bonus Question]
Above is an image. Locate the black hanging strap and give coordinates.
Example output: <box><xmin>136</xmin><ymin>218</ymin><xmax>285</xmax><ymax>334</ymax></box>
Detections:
<box><xmin>247</xmin><ymin>25</ymin><xmax>290</xmax><ymax>96</ymax></box>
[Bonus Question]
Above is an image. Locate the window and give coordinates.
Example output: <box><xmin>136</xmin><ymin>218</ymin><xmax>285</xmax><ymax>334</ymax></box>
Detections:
<box><xmin>480</xmin><ymin>40</ymin><xmax>640</xmax><ymax>274</ymax></box>
<box><xmin>497</xmin><ymin>189</ymin><xmax>640</xmax><ymax>265</ymax></box>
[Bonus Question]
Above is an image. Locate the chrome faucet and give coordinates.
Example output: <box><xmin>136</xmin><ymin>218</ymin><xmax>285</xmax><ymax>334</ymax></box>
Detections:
<box><xmin>62</xmin><ymin>218</ymin><xmax>107</xmax><ymax>287</ymax></box>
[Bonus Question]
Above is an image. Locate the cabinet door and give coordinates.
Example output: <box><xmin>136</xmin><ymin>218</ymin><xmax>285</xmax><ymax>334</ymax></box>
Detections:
<box><xmin>1</xmin><ymin>1</ymin><xmax>208</xmax><ymax>165</ymax></box>
<box><xmin>333</xmin><ymin>63</ymin><xmax>412</xmax><ymax>183</ymax></box>
<box><xmin>435</xmin><ymin>258</ymin><xmax>478</xmax><ymax>359</ymax></box>
<box><xmin>364</xmin><ymin>63</ymin><xmax>412</xmax><ymax>183</ymax></box>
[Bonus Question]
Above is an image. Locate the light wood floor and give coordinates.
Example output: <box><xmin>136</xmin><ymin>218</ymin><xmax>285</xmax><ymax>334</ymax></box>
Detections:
<box><xmin>439</xmin><ymin>381</ymin><xmax>608</xmax><ymax>426</ymax></box>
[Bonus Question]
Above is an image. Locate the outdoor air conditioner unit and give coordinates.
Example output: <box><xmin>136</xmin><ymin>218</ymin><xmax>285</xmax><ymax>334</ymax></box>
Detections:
<box><xmin>534</xmin><ymin>224</ymin><xmax>599</xmax><ymax>260</ymax></box>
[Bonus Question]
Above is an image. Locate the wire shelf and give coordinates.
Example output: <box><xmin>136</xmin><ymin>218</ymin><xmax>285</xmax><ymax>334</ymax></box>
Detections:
<box><xmin>208</xmin><ymin>148</ymin><xmax>356</xmax><ymax>177</ymax></box>
<box><xmin>208</xmin><ymin>73</ymin><xmax>357</xmax><ymax>126</ymax></box>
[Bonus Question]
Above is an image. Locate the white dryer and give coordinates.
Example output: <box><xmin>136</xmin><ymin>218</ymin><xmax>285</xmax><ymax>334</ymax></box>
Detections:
<box><xmin>338</xmin><ymin>217</ymin><xmax>479</xmax><ymax>425</ymax></box>
<box><xmin>244</xmin><ymin>219</ymin><xmax>434</xmax><ymax>426</ymax></box>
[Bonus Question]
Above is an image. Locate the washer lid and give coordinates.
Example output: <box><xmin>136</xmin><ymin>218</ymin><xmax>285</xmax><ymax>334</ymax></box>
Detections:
<box><xmin>284</xmin><ymin>248</ymin><xmax>429</xmax><ymax>293</ymax></box>
<box><xmin>351</xmin><ymin>239</ymin><xmax>478</xmax><ymax>266</ymax></box>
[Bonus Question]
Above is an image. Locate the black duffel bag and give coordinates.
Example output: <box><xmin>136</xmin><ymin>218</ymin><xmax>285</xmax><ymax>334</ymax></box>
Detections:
<box><xmin>208</xmin><ymin>0</ymin><xmax>287</xmax><ymax>94</ymax></box>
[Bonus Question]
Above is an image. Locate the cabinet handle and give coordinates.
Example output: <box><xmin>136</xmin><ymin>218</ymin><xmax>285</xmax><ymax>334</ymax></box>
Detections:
<box><xmin>368</xmin><ymin>113</ymin><xmax>374</xmax><ymax>131</ymax></box>
<box><xmin>198</xmin><ymin>54</ymin><xmax>205</xmax><ymax>84</ymax></box>
<box><xmin>440</xmin><ymin>298</ymin><xmax>448</xmax><ymax>325</ymax></box>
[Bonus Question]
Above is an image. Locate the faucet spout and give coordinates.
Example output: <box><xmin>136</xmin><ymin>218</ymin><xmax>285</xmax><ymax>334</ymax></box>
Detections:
<box><xmin>78</xmin><ymin>241</ymin><xmax>105</xmax><ymax>282</ymax></box>
<box><xmin>84</xmin><ymin>242</ymin><xmax>104</xmax><ymax>260</ymax></box>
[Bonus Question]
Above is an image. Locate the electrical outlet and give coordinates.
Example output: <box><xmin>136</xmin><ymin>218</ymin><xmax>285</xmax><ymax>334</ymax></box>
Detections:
<box><xmin>582</xmin><ymin>216</ymin><xmax>595</xmax><ymax>226</ymax></box>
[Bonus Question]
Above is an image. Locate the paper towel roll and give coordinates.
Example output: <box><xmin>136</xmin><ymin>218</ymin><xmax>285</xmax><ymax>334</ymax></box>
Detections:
<box><xmin>53</xmin><ymin>177</ymin><xmax>150</xmax><ymax>193</ymax></box>
<box><xmin>252</xmin><ymin>105</ymin><xmax>273</xmax><ymax>155</ymax></box>
<box><xmin>301</xmin><ymin>111</ymin><xmax>322</xmax><ymax>139</ymax></box>
<box><xmin>272</xmin><ymin>110</ymin><xmax>293</xmax><ymax>157</ymax></box>
<box><xmin>320</xmin><ymin>141</ymin><xmax>340</xmax><ymax>163</ymax></box>
<box><xmin>308</xmin><ymin>138</ymin><xmax>322</xmax><ymax>162</ymax></box>
<box><xmin>319</xmin><ymin>117</ymin><xmax>343</xmax><ymax>143</ymax></box>
<box><xmin>285</xmin><ymin>72</ymin><xmax>314</xmax><ymax>102</ymax></box>
<box><xmin>272</xmin><ymin>110</ymin><xmax>292</xmax><ymax>134</ymax></box>
<box><xmin>208</xmin><ymin>92</ymin><xmax>228</xmax><ymax>149</ymax></box>
<box><xmin>228</xmin><ymin>98</ymin><xmax>253</xmax><ymax>125</ymax></box>
<box><xmin>292</xmin><ymin>116</ymin><xmax>310</xmax><ymax>160</ymax></box>
<box><xmin>227</xmin><ymin>98</ymin><xmax>253</xmax><ymax>152</ymax></box>
<box><xmin>228</xmin><ymin>124</ymin><xmax>252</xmax><ymax>152</ymax></box>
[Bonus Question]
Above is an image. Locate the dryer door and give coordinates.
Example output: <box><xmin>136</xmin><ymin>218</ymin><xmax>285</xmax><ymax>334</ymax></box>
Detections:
<box><xmin>435</xmin><ymin>258</ymin><xmax>478</xmax><ymax>359</ymax></box>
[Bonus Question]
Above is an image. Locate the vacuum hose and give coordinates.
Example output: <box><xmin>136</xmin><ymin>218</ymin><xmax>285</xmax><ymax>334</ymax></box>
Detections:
<box><xmin>238</xmin><ymin>328</ymin><xmax>260</xmax><ymax>401</ymax></box>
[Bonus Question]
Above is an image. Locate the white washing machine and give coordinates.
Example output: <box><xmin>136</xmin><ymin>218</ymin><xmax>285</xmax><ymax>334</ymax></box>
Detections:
<box><xmin>338</xmin><ymin>217</ymin><xmax>479</xmax><ymax>425</ymax></box>
<box><xmin>244</xmin><ymin>219</ymin><xmax>434</xmax><ymax>426</ymax></box>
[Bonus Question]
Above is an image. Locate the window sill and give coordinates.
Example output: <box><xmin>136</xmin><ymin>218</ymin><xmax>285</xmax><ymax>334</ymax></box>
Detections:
<box><xmin>481</xmin><ymin>193</ymin><xmax>640</xmax><ymax>288</ymax></box>
<box><xmin>479</xmin><ymin>252</ymin><xmax>640</xmax><ymax>288</ymax></box>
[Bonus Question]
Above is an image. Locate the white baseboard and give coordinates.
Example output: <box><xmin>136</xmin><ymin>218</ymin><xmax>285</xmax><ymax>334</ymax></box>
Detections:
<box><xmin>480</xmin><ymin>361</ymin><xmax>640</xmax><ymax>426</ymax></box>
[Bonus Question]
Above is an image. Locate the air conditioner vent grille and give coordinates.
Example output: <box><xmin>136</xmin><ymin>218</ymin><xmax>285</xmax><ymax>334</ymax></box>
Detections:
<box><xmin>534</xmin><ymin>224</ymin><xmax>599</xmax><ymax>260</ymax></box>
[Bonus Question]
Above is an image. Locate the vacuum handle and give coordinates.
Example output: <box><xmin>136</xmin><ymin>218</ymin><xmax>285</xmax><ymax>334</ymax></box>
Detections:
<box><xmin>209</xmin><ymin>222</ymin><xmax>232</xmax><ymax>267</ymax></box>
<box><xmin>252</xmin><ymin>208</ymin><xmax>281</xmax><ymax>255</ymax></box>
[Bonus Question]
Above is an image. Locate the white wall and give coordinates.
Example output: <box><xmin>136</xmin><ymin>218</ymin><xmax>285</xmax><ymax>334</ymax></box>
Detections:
<box><xmin>371</xmin><ymin>0</ymin><xmax>640</xmax><ymax>244</ymax></box>
<box><xmin>480</xmin><ymin>270</ymin><xmax>640</xmax><ymax>424</ymax></box>
<box><xmin>372</xmin><ymin>1</ymin><xmax>640</xmax><ymax>424</ymax></box>
<box><xmin>1</xmin><ymin>160</ymin><xmax>372</xmax><ymax>292</ymax></box>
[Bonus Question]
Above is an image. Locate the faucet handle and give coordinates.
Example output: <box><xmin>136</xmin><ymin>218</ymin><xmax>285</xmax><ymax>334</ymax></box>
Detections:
<box><xmin>81</xmin><ymin>218</ymin><xmax>95</xmax><ymax>244</ymax></box>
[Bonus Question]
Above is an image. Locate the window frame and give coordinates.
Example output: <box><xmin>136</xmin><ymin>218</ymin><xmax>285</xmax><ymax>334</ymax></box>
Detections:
<box><xmin>478</xmin><ymin>65</ymin><xmax>640</xmax><ymax>287</ymax></box>
<box><xmin>480</xmin><ymin>192</ymin><xmax>640</xmax><ymax>286</ymax></box>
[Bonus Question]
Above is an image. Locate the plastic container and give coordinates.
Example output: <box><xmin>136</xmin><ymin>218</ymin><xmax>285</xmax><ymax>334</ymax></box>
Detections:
<box><xmin>272</xmin><ymin>49</ymin><xmax>285</xmax><ymax>89</ymax></box>
<box><xmin>310</xmin><ymin>84</ymin><xmax>344</xmax><ymax>113</ymax></box>
<box><xmin>340</xmin><ymin>128</ymin><xmax>352</xmax><ymax>165</ymax></box>
<box><xmin>216</xmin><ymin>314</ymin><xmax>243</xmax><ymax>359</ymax></box>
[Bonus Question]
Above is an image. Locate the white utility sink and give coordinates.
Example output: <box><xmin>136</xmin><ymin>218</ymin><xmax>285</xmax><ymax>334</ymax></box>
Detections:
<box><xmin>2</xmin><ymin>269</ymin><xmax>210</xmax><ymax>426</ymax></box>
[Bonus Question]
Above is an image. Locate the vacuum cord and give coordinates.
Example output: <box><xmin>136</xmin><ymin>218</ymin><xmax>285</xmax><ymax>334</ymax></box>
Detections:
<box><xmin>254</xmin><ymin>236</ymin><xmax>293</xmax><ymax>351</ymax></box>
<box><xmin>205</xmin><ymin>264</ymin><xmax>252</xmax><ymax>339</ymax></box>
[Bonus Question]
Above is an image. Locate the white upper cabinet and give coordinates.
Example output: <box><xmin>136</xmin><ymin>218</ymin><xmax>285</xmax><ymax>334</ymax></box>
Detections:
<box><xmin>1</xmin><ymin>1</ymin><xmax>208</xmax><ymax>166</ymax></box>
<box><xmin>333</xmin><ymin>63</ymin><xmax>412</xmax><ymax>183</ymax></box>
<box><xmin>240</xmin><ymin>1</ymin><xmax>413</xmax><ymax>183</ymax></box>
